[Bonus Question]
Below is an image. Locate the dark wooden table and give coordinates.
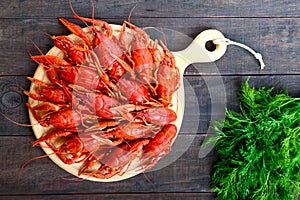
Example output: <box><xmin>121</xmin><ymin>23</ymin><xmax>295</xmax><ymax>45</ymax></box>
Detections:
<box><xmin>0</xmin><ymin>0</ymin><xmax>299</xmax><ymax>199</ymax></box>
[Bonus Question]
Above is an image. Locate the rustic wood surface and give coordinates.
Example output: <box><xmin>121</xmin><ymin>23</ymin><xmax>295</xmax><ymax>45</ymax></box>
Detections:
<box><xmin>0</xmin><ymin>0</ymin><xmax>299</xmax><ymax>199</ymax></box>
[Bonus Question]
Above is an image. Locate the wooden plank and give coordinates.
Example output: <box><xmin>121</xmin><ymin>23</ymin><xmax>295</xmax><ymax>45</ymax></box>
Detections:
<box><xmin>0</xmin><ymin>74</ymin><xmax>218</xmax><ymax>136</ymax></box>
<box><xmin>0</xmin><ymin>0</ymin><xmax>298</xmax><ymax>199</ymax></box>
<box><xmin>0</xmin><ymin>75</ymin><xmax>213</xmax><ymax>136</ymax></box>
<box><xmin>1</xmin><ymin>75</ymin><xmax>299</xmax><ymax>136</ymax></box>
<box><xmin>0</xmin><ymin>135</ymin><xmax>215</xmax><ymax>195</ymax></box>
<box><xmin>0</xmin><ymin>193</ymin><xmax>216</xmax><ymax>200</ymax></box>
<box><xmin>179</xmin><ymin>74</ymin><xmax>300</xmax><ymax>134</ymax></box>
<box><xmin>1</xmin><ymin>193</ymin><xmax>216</xmax><ymax>200</ymax></box>
<box><xmin>0</xmin><ymin>18</ymin><xmax>299</xmax><ymax>76</ymax></box>
<box><xmin>0</xmin><ymin>0</ymin><xmax>299</xmax><ymax>18</ymax></box>
<box><xmin>0</xmin><ymin>76</ymin><xmax>32</xmax><ymax>136</ymax></box>
<box><xmin>0</xmin><ymin>18</ymin><xmax>68</xmax><ymax>76</ymax></box>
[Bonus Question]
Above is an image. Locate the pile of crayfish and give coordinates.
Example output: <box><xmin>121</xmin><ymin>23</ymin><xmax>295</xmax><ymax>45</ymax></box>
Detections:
<box><xmin>26</xmin><ymin>12</ymin><xmax>180</xmax><ymax>179</ymax></box>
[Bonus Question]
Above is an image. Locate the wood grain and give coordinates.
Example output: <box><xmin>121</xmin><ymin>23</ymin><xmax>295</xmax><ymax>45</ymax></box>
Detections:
<box><xmin>0</xmin><ymin>0</ymin><xmax>299</xmax><ymax>199</ymax></box>
<box><xmin>0</xmin><ymin>76</ymin><xmax>32</xmax><ymax>136</ymax></box>
<box><xmin>1</xmin><ymin>75</ymin><xmax>299</xmax><ymax>136</ymax></box>
<box><xmin>0</xmin><ymin>18</ymin><xmax>299</xmax><ymax>76</ymax></box>
<box><xmin>0</xmin><ymin>135</ymin><xmax>215</xmax><ymax>194</ymax></box>
<box><xmin>1</xmin><ymin>193</ymin><xmax>216</xmax><ymax>200</ymax></box>
<box><xmin>0</xmin><ymin>0</ymin><xmax>299</xmax><ymax>18</ymax></box>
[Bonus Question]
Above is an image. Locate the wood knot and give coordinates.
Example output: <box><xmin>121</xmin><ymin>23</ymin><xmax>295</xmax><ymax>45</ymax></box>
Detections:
<box><xmin>1</xmin><ymin>91</ymin><xmax>23</xmax><ymax>108</ymax></box>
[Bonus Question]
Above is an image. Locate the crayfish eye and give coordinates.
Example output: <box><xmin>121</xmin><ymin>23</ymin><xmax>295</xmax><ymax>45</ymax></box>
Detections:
<box><xmin>60</xmin><ymin>67</ymin><xmax>64</xmax><ymax>70</ymax></box>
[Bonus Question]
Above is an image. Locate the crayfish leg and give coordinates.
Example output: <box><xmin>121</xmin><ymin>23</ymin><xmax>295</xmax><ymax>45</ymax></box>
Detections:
<box><xmin>26</xmin><ymin>102</ymin><xmax>61</xmax><ymax>127</ymax></box>
<box><xmin>32</xmin><ymin>129</ymin><xmax>74</xmax><ymax>146</ymax></box>
<box><xmin>31</xmin><ymin>55</ymin><xmax>71</xmax><ymax>66</ymax></box>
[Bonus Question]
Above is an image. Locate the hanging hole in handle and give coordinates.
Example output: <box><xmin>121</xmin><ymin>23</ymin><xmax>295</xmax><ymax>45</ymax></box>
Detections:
<box><xmin>205</xmin><ymin>40</ymin><xmax>216</xmax><ymax>52</ymax></box>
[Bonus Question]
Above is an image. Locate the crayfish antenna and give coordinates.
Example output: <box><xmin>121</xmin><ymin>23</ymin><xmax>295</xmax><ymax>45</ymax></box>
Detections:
<box><xmin>89</xmin><ymin>0</ymin><xmax>95</xmax><ymax>22</ymax></box>
<box><xmin>28</xmin><ymin>39</ymin><xmax>60</xmax><ymax>68</ymax></box>
<box><xmin>42</xmin><ymin>32</ymin><xmax>52</xmax><ymax>39</ymax></box>
<box><xmin>128</xmin><ymin>3</ymin><xmax>138</xmax><ymax>23</ymax></box>
<box><xmin>27</xmin><ymin>39</ymin><xmax>47</xmax><ymax>65</ymax></box>
<box><xmin>142</xmin><ymin>26</ymin><xmax>167</xmax><ymax>47</ymax></box>
<box><xmin>143</xmin><ymin>172</ymin><xmax>156</xmax><ymax>188</ymax></box>
<box><xmin>29</xmin><ymin>39</ymin><xmax>46</xmax><ymax>56</ymax></box>
<box><xmin>62</xmin><ymin>176</ymin><xmax>86</xmax><ymax>182</ymax></box>
<box><xmin>42</xmin><ymin>32</ymin><xmax>57</xmax><ymax>43</ymax></box>
<box><xmin>0</xmin><ymin>111</ymin><xmax>38</xmax><ymax>127</ymax></box>
<box><xmin>68</xmin><ymin>0</ymin><xmax>90</xmax><ymax>28</ymax></box>
<box><xmin>13</xmin><ymin>78</ymin><xmax>29</xmax><ymax>98</ymax></box>
<box><xmin>18</xmin><ymin>151</ymin><xmax>57</xmax><ymax>182</ymax></box>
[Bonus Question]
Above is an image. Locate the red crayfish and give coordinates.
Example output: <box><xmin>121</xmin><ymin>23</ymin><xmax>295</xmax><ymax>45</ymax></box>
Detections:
<box><xmin>26</xmin><ymin>1</ymin><xmax>181</xmax><ymax>180</ymax></box>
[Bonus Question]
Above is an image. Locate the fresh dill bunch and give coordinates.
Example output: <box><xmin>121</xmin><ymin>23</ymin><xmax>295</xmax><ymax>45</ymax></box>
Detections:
<box><xmin>211</xmin><ymin>79</ymin><xmax>300</xmax><ymax>200</ymax></box>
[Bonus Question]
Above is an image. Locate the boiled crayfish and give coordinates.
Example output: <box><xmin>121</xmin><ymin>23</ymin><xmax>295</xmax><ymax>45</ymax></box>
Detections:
<box><xmin>27</xmin><ymin>2</ymin><xmax>180</xmax><ymax>180</ymax></box>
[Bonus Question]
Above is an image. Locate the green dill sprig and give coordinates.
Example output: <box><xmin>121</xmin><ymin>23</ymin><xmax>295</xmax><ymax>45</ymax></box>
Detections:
<box><xmin>211</xmin><ymin>79</ymin><xmax>300</xmax><ymax>200</ymax></box>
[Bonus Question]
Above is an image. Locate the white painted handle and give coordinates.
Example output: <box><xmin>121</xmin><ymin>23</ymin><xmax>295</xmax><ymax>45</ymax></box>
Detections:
<box><xmin>173</xmin><ymin>29</ymin><xmax>227</xmax><ymax>72</ymax></box>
